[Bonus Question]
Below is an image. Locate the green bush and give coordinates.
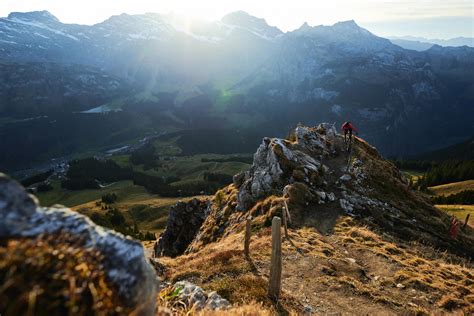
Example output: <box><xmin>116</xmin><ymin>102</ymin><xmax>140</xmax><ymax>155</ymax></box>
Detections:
<box><xmin>101</xmin><ymin>193</ymin><xmax>118</xmax><ymax>204</ymax></box>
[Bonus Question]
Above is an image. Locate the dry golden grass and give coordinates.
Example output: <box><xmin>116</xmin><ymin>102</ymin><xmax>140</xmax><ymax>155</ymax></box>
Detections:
<box><xmin>156</xmin><ymin>303</ymin><xmax>273</xmax><ymax>315</ymax></box>
<box><xmin>158</xmin><ymin>227</ymin><xmax>304</xmax><ymax>314</ymax></box>
<box><xmin>329</xmin><ymin>218</ymin><xmax>474</xmax><ymax>313</ymax></box>
<box><xmin>0</xmin><ymin>234</ymin><xmax>132</xmax><ymax>316</ymax></box>
<box><xmin>72</xmin><ymin>195</ymin><xmax>205</xmax><ymax>235</ymax></box>
<box><xmin>437</xmin><ymin>204</ymin><xmax>474</xmax><ymax>227</ymax></box>
<box><xmin>157</xmin><ymin>215</ymin><xmax>473</xmax><ymax>315</ymax></box>
<box><xmin>429</xmin><ymin>180</ymin><xmax>474</xmax><ymax>197</ymax></box>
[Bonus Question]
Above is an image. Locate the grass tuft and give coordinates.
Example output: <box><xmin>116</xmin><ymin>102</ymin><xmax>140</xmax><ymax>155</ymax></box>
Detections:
<box><xmin>0</xmin><ymin>234</ymin><xmax>131</xmax><ymax>316</ymax></box>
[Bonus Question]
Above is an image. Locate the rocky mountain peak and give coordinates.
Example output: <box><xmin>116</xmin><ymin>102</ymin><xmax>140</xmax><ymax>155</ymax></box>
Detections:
<box><xmin>221</xmin><ymin>10</ymin><xmax>283</xmax><ymax>38</ymax></box>
<box><xmin>297</xmin><ymin>21</ymin><xmax>312</xmax><ymax>32</ymax></box>
<box><xmin>333</xmin><ymin>19</ymin><xmax>361</xmax><ymax>30</ymax></box>
<box><xmin>7</xmin><ymin>10</ymin><xmax>59</xmax><ymax>23</ymax></box>
<box><xmin>291</xmin><ymin>19</ymin><xmax>391</xmax><ymax>51</ymax></box>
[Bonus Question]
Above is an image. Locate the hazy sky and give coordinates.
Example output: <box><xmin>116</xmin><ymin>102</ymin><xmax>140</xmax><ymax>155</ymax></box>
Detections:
<box><xmin>0</xmin><ymin>0</ymin><xmax>472</xmax><ymax>39</ymax></box>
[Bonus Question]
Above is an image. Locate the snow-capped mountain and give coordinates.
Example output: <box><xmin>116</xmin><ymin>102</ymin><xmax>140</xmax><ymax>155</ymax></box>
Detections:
<box><xmin>221</xmin><ymin>11</ymin><xmax>283</xmax><ymax>40</ymax></box>
<box><xmin>0</xmin><ymin>10</ymin><xmax>473</xmax><ymax>161</ymax></box>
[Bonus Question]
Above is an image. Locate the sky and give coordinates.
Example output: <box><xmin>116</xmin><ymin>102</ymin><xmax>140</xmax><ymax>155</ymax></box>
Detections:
<box><xmin>0</xmin><ymin>0</ymin><xmax>472</xmax><ymax>39</ymax></box>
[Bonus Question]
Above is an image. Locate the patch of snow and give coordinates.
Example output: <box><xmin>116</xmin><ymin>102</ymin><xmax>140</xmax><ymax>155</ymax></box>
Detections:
<box><xmin>311</xmin><ymin>88</ymin><xmax>339</xmax><ymax>101</ymax></box>
<box><xmin>81</xmin><ymin>104</ymin><xmax>122</xmax><ymax>114</ymax></box>
<box><xmin>412</xmin><ymin>81</ymin><xmax>439</xmax><ymax>99</ymax></box>
<box><xmin>8</xmin><ymin>17</ymin><xmax>79</xmax><ymax>41</ymax></box>
<box><xmin>106</xmin><ymin>145</ymin><xmax>129</xmax><ymax>154</ymax></box>
<box><xmin>332</xmin><ymin>104</ymin><xmax>342</xmax><ymax>115</ymax></box>
<box><xmin>0</xmin><ymin>39</ymin><xmax>17</xmax><ymax>44</ymax></box>
<box><xmin>34</xmin><ymin>32</ymin><xmax>49</xmax><ymax>39</ymax></box>
<box><xmin>357</xmin><ymin>107</ymin><xmax>388</xmax><ymax>121</ymax></box>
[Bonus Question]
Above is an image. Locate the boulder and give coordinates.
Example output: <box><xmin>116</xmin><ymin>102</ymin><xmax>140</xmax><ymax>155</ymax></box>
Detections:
<box><xmin>0</xmin><ymin>174</ymin><xmax>157</xmax><ymax>315</ymax></box>
<box><xmin>173</xmin><ymin>281</ymin><xmax>230</xmax><ymax>310</ymax></box>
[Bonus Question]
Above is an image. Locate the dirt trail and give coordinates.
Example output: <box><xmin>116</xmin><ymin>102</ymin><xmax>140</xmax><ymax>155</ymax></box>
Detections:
<box><xmin>241</xmin><ymin>218</ymin><xmax>473</xmax><ymax>315</ymax></box>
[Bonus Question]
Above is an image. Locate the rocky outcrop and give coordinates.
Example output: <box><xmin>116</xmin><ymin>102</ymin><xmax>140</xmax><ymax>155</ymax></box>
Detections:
<box><xmin>0</xmin><ymin>174</ymin><xmax>157</xmax><ymax>314</ymax></box>
<box><xmin>172</xmin><ymin>281</ymin><xmax>230</xmax><ymax>310</ymax></box>
<box><xmin>236</xmin><ymin>123</ymin><xmax>337</xmax><ymax>210</ymax></box>
<box><xmin>154</xmin><ymin>198</ymin><xmax>209</xmax><ymax>257</ymax></box>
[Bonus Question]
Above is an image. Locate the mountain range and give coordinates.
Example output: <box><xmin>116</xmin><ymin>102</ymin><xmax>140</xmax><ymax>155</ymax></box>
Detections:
<box><xmin>1</xmin><ymin>10</ymin><xmax>473</xmax><ymax>171</ymax></box>
<box><xmin>389</xmin><ymin>36</ymin><xmax>474</xmax><ymax>51</ymax></box>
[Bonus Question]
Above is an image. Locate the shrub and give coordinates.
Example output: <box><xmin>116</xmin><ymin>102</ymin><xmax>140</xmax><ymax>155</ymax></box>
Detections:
<box><xmin>101</xmin><ymin>193</ymin><xmax>118</xmax><ymax>204</ymax></box>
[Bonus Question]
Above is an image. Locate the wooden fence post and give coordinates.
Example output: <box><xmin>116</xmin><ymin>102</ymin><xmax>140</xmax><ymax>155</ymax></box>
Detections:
<box><xmin>283</xmin><ymin>200</ymin><xmax>292</xmax><ymax>224</ymax></box>
<box><xmin>244</xmin><ymin>216</ymin><xmax>252</xmax><ymax>257</ymax></box>
<box><xmin>269</xmin><ymin>216</ymin><xmax>282</xmax><ymax>301</ymax></box>
<box><xmin>464</xmin><ymin>214</ymin><xmax>471</xmax><ymax>229</ymax></box>
<box><xmin>282</xmin><ymin>207</ymin><xmax>289</xmax><ymax>239</ymax></box>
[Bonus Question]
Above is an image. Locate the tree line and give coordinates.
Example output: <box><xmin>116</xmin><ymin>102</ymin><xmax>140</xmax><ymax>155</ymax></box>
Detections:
<box><xmin>61</xmin><ymin>157</ymin><xmax>234</xmax><ymax>196</ymax></box>
<box><xmin>394</xmin><ymin>159</ymin><xmax>474</xmax><ymax>188</ymax></box>
<box><xmin>417</xmin><ymin>160</ymin><xmax>474</xmax><ymax>188</ymax></box>
<box><xmin>431</xmin><ymin>190</ymin><xmax>474</xmax><ymax>205</ymax></box>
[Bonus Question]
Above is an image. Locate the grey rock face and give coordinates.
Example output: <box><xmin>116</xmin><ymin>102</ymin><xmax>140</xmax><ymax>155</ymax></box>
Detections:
<box><xmin>173</xmin><ymin>281</ymin><xmax>230</xmax><ymax>310</ymax></box>
<box><xmin>0</xmin><ymin>174</ymin><xmax>157</xmax><ymax>314</ymax></box>
<box><xmin>236</xmin><ymin>124</ymin><xmax>336</xmax><ymax>210</ymax></box>
<box><xmin>340</xmin><ymin>174</ymin><xmax>352</xmax><ymax>182</ymax></box>
<box><xmin>232</xmin><ymin>171</ymin><xmax>246</xmax><ymax>188</ymax></box>
<box><xmin>154</xmin><ymin>198</ymin><xmax>209</xmax><ymax>257</ymax></box>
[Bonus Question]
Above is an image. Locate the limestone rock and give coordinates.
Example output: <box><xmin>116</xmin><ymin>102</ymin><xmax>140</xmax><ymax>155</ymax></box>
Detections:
<box><xmin>233</xmin><ymin>171</ymin><xmax>246</xmax><ymax>188</ymax></box>
<box><xmin>236</xmin><ymin>124</ymin><xmax>335</xmax><ymax>210</ymax></box>
<box><xmin>205</xmin><ymin>291</ymin><xmax>232</xmax><ymax>310</ymax></box>
<box><xmin>340</xmin><ymin>174</ymin><xmax>352</xmax><ymax>182</ymax></box>
<box><xmin>339</xmin><ymin>198</ymin><xmax>354</xmax><ymax>215</ymax></box>
<box><xmin>173</xmin><ymin>281</ymin><xmax>230</xmax><ymax>310</ymax></box>
<box><xmin>0</xmin><ymin>173</ymin><xmax>157</xmax><ymax>314</ymax></box>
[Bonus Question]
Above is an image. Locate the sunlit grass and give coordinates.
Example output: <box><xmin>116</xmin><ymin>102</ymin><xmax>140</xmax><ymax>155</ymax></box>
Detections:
<box><xmin>429</xmin><ymin>180</ymin><xmax>474</xmax><ymax>196</ymax></box>
<box><xmin>436</xmin><ymin>204</ymin><xmax>473</xmax><ymax>225</ymax></box>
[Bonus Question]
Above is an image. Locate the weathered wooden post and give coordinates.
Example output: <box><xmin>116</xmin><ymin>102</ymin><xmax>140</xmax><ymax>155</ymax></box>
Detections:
<box><xmin>464</xmin><ymin>214</ymin><xmax>471</xmax><ymax>229</ymax></box>
<box><xmin>283</xmin><ymin>200</ymin><xmax>292</xmax><ymax>224</ymax></box>
<box><xmin>282</xmin><ymin>206</ymin><xmax>289</xmax><ymax>239</ymax></box>
<box><xmin>269</xmin><ymin>216</ymin><xmax>282</xmax><ymax>301</ymax></box>
<box><xmin>244</xmin><ymin>216</ymin><xmax>252</xmax><ymax>257</ymax></box>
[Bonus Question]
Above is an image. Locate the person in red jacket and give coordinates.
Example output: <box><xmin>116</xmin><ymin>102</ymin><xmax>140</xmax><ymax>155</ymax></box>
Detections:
<box><xmin>341</xmin><ymin>121</ymin><xmax>358</xmax><ymax>143</ymax></box>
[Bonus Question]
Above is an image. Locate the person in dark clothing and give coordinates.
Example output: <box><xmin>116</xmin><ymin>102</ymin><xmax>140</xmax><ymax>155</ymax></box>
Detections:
<box><xmin>341</xmin><ymin>121</ymin><xmax>358</xmax><ymax>143</ymax></box>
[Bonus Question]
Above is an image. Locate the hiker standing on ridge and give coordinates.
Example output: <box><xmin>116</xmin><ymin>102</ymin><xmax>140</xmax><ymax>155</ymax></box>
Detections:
<box><xmin>341</xmin><ymin>121</ymin><xmax>358</xmax><ymax>144</ymax></box>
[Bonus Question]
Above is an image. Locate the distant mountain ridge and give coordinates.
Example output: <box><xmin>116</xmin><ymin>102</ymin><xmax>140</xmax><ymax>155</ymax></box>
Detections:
<box><xmin>0</xmin><ymin>10</ymin><xmax>473</xmax><ymax>170</ymax></box>
<box><xmin>390</xmin><ymin>35</ymin><xmax>474</xmax><ymax>51</ymax></box>
<box><xmin>416</xmin><ymin>135</ymin><xmax>474</xmax><ymax>161</ymax></box>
